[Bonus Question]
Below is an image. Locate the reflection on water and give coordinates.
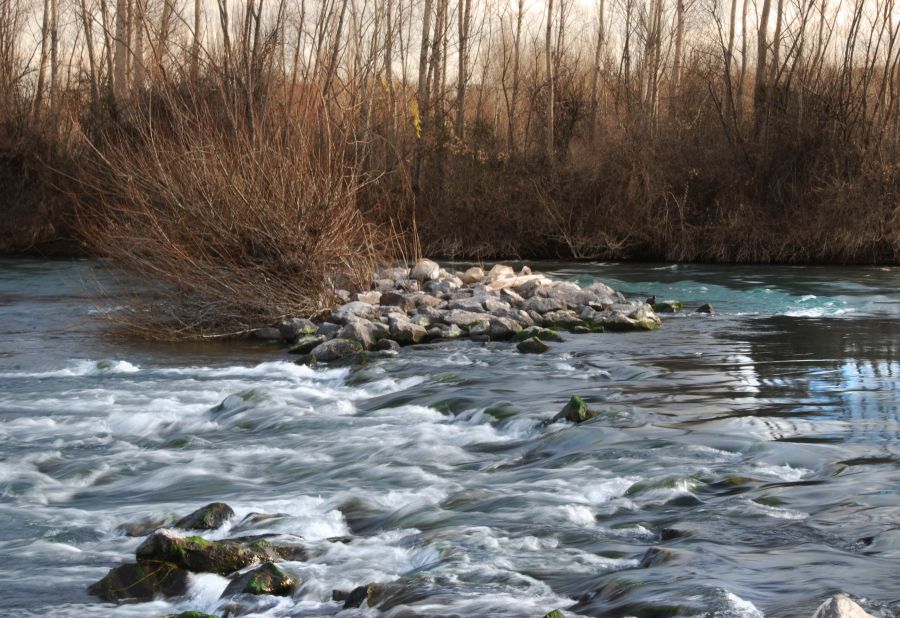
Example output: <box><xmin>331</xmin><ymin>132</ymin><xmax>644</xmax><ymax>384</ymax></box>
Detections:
<box><xmin>0</xmin><ymin>258</ymin><xmax>899</xmax><ymax>617</ymax></box>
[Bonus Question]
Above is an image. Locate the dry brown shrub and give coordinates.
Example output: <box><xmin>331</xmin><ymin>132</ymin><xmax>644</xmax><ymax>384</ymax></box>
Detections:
<box><xmin>73</xmin><ymin>89</ymin><xmax>388</xmax><ymax>339</ymax></box>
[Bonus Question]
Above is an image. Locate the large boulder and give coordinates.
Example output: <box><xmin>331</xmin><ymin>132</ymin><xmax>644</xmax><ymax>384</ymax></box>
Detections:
<box><xmin>459</xmin><ymin>267</ymin><xmax>485</xmax><ymax>285</ymax></box>
<box><xmin>175</xmin><ymin>503</ymin><xmax>235</xmax><ymax>531</ymax></box>
<box><xmin>338</xmin><ymin>319</ymin><xmax>377</xmax><ymax>350</ymax></box>
<box><xmin>309</xmin><ymin>338</ymin><xmax>363</xmax><ymax>363</ymax></box>
<box><xmin>512</xmin><ymin>327</ymin><xmax>563</xmax><ymax>343</ymax></box>
<box><xmin>330</xmin><ymin>301</ymin><xmax>378</xmax><ymax>325</ymax></box>
<box><xmin>517</xmin><ymin>337</ymin><xmax>550</xmax><ymax>354</ymax></box>
<box><xmin>410</xmin><ymin>259</ymin><xmax>441</xmax><ymax>282</ymax></box>
<box><xmin>484</xmin><ymin>264</ymin><xmax>515</xmax><ymax>283</ymax></box>
<box><xmin>489</xmin><ymin>316</ymin><xmax>522</xmax><ymax>340</ymax></box>
<box><xmin>442</xmin><ymin>309</ymin><xmax>490</xmax><ymax>329</ymax></box>
<box><xmin>88</xmin><ymin>562</ymin><xmax>189</xmax><ymax>603</ymax></box>
<box><xmin>136</xmin><ymin>529</ymin><xmax>262</xmax><ymax>576</ymax></box>
<box><xmin>277</xmin><ymin>318</ymin><xmax>316</xmax><ymax>340</ymax></box>
<box><xmin>813</xmin><ymin>595</ymin><xmax>875</xmax><ymax>618</ymax></box>
<box><xmin>222</xmin><ymin>563</ymin><xmax>296</xmax><ymax>598</ymax></box>
<box><xmin>389</xmin><ymin>315</ymin><xmax>428</xmax><ymax>344</ymax></box>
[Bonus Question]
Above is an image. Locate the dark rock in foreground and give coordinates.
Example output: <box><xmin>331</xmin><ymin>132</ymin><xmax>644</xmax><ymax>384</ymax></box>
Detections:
<box><xmin>87</xmin><ymin>561</ymin><xmax>189</xmax><ymax>603</ymax></box>
<box><xmin>136</xmin><ymin>529</ymin><xmax>263</xmax><ymax>576</ymax></box>
<box><xmin>517</xmin><ymin>336</ymin><xmax>550</xmax><ymax>354</ymax></box>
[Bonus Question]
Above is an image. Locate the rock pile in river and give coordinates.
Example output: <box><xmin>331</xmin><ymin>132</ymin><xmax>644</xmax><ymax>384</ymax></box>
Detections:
<box><xmin>274</xmin><ymin>260</ymin><xmax>662</xmax><ymax>364</ymax></box>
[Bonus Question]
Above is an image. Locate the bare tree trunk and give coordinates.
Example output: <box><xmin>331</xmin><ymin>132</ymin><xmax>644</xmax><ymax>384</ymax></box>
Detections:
<box><xmin>545</xmin><ymin>0</ymin><xmax>555</xmax><ymax>160</ymax></box>
<box><xmin>671</xmin><ymin>0</ymin><xmax>685</xmax><ymax>112</ymax></box>
<box><xmin>454</xmin><ymin>0</ymin><xmax>471</xmax><ymax>138</ymax></box>
<box><xmin>80</xmin><ymin>0</ymin><xmax>100</xmax><ymax>106</ymax></box>
<box><xmin>114</xmin><ymin>0</ymin><xmax>128</xmax><ymax>100</ymax></box>
<box><xmin>133</xmin><ymin>0</ymin><xmax>145</xmax><ymax>92</ymax></box>
<box><xmin>507</xmin><ymin>0</ymin><xmax>523</xmax><ymax>153</ymax></box>
<box><xmin>589</xmin><ymin>0</ymin><xmax>606</xmax><ymax>143</ymax></box>
<box><xmin>413</xmin><ymin>0</ymin><xmax>434</xmax><ymax>188</ymax></box>
<box><xmin>755</xmin><ymin>0</ymin><xmax>772</xmax><ymax>122</ymax></box>
<box><xmin>49</xmin><ymin>0</ymin><xmax>59</xmax><ymax>114</ymax></box>
<box><xmin>322</xmin><ymin>0</ymin><xmax>349</xmax><ymax>98</ymax></box>
<box><xmin>33</xmin><ymin>0</ymin><xmax>50</xmax><ymax>119</ymax></box>
<box><xmin>157</xmin><ymin>0</ymin><xmax>174</xmax><ymax>78</ymax></box>
<box><xmin>769</xmin><ymin>0</ymin><xmax>784</xmax><ymax>83</ymax></box>
<box><xmin>191</xmin><ymin>0</ymin><xmax>202</xmax><ymax>80</ymax></box>
<box><xmin>737</xmin><ymin>0</ymin><xmax>748</xmax><ymax>117</ymax></box>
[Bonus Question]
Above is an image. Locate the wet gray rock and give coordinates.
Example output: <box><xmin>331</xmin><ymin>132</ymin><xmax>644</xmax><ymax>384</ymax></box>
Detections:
<box><xmin>380</xmin><ymin>291</ymin><xmax>417</xmax><ymax>312</ymax></box>
<box><xmin>410</xmin><ymin>259</ymin><xmax>441</xmax><ymax>282</ymax></box>
<box><xmin>277</xmin><ymin>318</ymin><xmax>316</xmax><ymax>340</ymax></box>
<box><xmin>812</xmin><ymin>594</ymin><xmax>875</xmax><ymax>618</ymax></box>
<box><xmin>376</xmin><ymin>338</ymin><xmax>401</xmax><ymax>351</ymax></box>
<box><xmin>222</xmin><ymin>562</ymin><xmax>296</xmax><ymax>598</ymax></box>
<box><xmin>315</xmin><ymin>322</ymin><xmax>341</xmax><ymax>339</ymax></box>
<box><xmin>175</xmin><ymin>502</ymin><xmax>235</xmax><ymax>530</ymax></box>
<box><xmin>309</xmin><ymin>338</ymin><xmax>362</xmax><ymax>362</ymax></box>
<box><xmin>330</xmin><ymin>301</ymin><xmax>378</xmax><ymax>325</ymax></box>
<box><xmin>389</xmin><ymin>315</ymin><xmax>427</xmax><ymax>344</ymax></box>
<box><xmin>252</xmin><ymin>327</ymin><xmax>283</xmax><ymax>341</ymax></box>
<box><xmin>489</xmin><ymin>316</ymin><xmax>522</xmax><ymax>340</ymax></box>
<box><xmin>449</xmin><ymin>298</ymin><xmax>484</xmax><ymax>312</ymax></box>
<box><xmin>696</xmin><ymin>303</ymin><xmax>714</xmax><ymax>314</ymax></box>
<box><xmin>523</xmin><ymin>296</ymin><xmax>566</xmax><ymax>314</ymax></box>
<box><xmin>442</xmin><ymin>309</ymin><xmax>490</xmax><ymax>328</ymax></box>
<box><xmin>136</xmin><ymin>529</ymin><xmax>262</xmax><ymax>575</ymax></box>
<box><xmin>338</xmin><ymin>319</ymin><xmax>377</xmax><ymax>350</ymax></box>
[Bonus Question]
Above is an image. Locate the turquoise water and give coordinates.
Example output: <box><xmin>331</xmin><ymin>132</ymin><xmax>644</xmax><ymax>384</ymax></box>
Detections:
<box><xmin>0</xmin><ymin>259</ymin><xmax>898</xmax><ymax>617</ymax></box>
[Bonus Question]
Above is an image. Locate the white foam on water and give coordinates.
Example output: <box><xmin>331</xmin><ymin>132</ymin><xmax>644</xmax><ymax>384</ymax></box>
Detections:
<box><xmin>0</xmin><ymin>359</ymin><xmax>141</xmax><ymax>378</ymax></box>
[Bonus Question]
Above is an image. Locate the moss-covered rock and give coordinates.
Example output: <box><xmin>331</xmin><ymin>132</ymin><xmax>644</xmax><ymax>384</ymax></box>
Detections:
<box><xmin>511</xmin><ymin>327</ymin><xmax>563</xmax><ymax>343</ymax></box>
<box><xmin>543</xmin><ymin>611</ymin><xmax>566</xmax><ymax>618</ymax></box>
<box><xmin>288</xmin><ymin>335</ymin><xmax>326</xmax><ymax>354</ymax></box>
<box><xmin>516</xmin><ymin>337</ymin><xmax>550</xmax><ymax>354</ymax></box>
<box><xmin>652</xmin><ymin>300</ymin><xmax>683</xmax><ymax>313</ymax></box>
<box><xmin>550</xmin><ymin>395</ymin><xmax>596</xmax><ymax>424</ymax></box>
<box><xmin>136</xmin><ymin>529</ymin><xmax>262</xmax><ymax>576</ymax></box>
<box><xmin>175</xmin><ymin>502</ymin><xmax>235</xmax><ymax>530</ymax></box>
<box><xmin>221</xmin><ymin>562</ymin><xmax>296</xmax><ymax>597</ymax></box>
<box><xmin>88</xmin><ymin>561</ymin><xmax>189</xmax><ymax>603</ymax></box>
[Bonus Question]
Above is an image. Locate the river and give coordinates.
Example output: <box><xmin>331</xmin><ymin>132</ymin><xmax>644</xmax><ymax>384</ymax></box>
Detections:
<box><xmin>0</xmin><ymin>258</ymin><xmax>898</xmax><ymax>617</ymax></box>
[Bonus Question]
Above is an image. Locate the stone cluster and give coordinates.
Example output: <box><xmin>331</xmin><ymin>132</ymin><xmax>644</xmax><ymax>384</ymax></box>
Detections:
<box><xmin>268</xmin><ymin>260</ymin><xmax>663</xmax><ymax>364</ymax></box>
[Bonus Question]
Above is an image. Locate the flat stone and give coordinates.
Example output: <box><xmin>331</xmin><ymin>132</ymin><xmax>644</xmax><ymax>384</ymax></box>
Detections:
<box><xmin>448</xmin><ymin>298</ymin><xmax>485</xmax><ymax>312</ymax></box>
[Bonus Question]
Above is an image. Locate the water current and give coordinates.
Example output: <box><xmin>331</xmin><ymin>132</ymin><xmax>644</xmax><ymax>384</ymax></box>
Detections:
<box><xmin>0</xmin><ymin>259</ymin><xmax>898</xmax><ymax>617</ymax></box>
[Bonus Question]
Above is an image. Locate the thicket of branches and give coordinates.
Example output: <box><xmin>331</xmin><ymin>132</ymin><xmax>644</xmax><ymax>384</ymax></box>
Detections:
<box><xmin>0</xmin><ymin>0</ymin><xmax>898</xmax><ymax>330</ymax></box>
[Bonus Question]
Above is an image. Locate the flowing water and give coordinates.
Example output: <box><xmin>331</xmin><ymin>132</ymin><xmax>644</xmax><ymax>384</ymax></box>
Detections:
<box><xmin>1</xmin><ymin>258</ymin><xmax>899</xmax><ymax>618</ymax></box>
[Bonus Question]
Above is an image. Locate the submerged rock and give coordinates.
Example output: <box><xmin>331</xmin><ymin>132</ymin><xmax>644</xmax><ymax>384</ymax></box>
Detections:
<box><xmin>812</xmin><ymin>594</ymin><xmax>875</xmax><ymax>618</ymax></box>
<box><xmin>136</xmin><ymin>529</ymin><xmax>262</xmax><ymax>576</ymax></box>
<box><xmin>516</xmin><ymin>337</ymin><xmax>550</xmax><ymax>354</ymax></box>
<box><xmin>511</xmin><ymin>326</ymin><xmax>563</xmax><ymax>343</ymax></box>
<box><xmin>116</xmin><ymin>516</ymin><xmax>170</xmax><ymax>537</ymax></box>
<box><xmin>88</xmin><ymin>561</ymin><xmax>189</xmax><ymax>603</ymax></box>
<box><xmin>550</xmin><ymin>395</ymin><xmax>596</xmax><ymax>424</ymax></box>
<box><xmin>288</xmin><ymin>335</ymin><xmax>326</xmax><ymax>354</ymax></box>
<box><xmin>175</xmin><ymin>502</ymin><xmax>235</xmax><ymax>531</ymax></box>
<box><xmin>696</xmin><ymin>303</ymin><xmax>714</xmax><ymax>314</ymax></box>
<box><xmin>161</xmin><ymin>612</ymin><xmax>220</xmax><ymax>618</ymax></box>
<box><xmin>252</xmin><ymin>327</ymin><xmax>282</xmax><ymax>341</ymax></box>
<box><xmin>222</xmin><ymin>562</ymin><xmax>296</xmax><ymax>597</ymax></box>
<box><xmin>638</xmin><ymin>545</ymin><xmax>681</xmax><ymax>568</ymax></box>
<box><xmin>341</xmin><ymin>582</ymin><xmax>382</xmax><ymax>609</ymax></box>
